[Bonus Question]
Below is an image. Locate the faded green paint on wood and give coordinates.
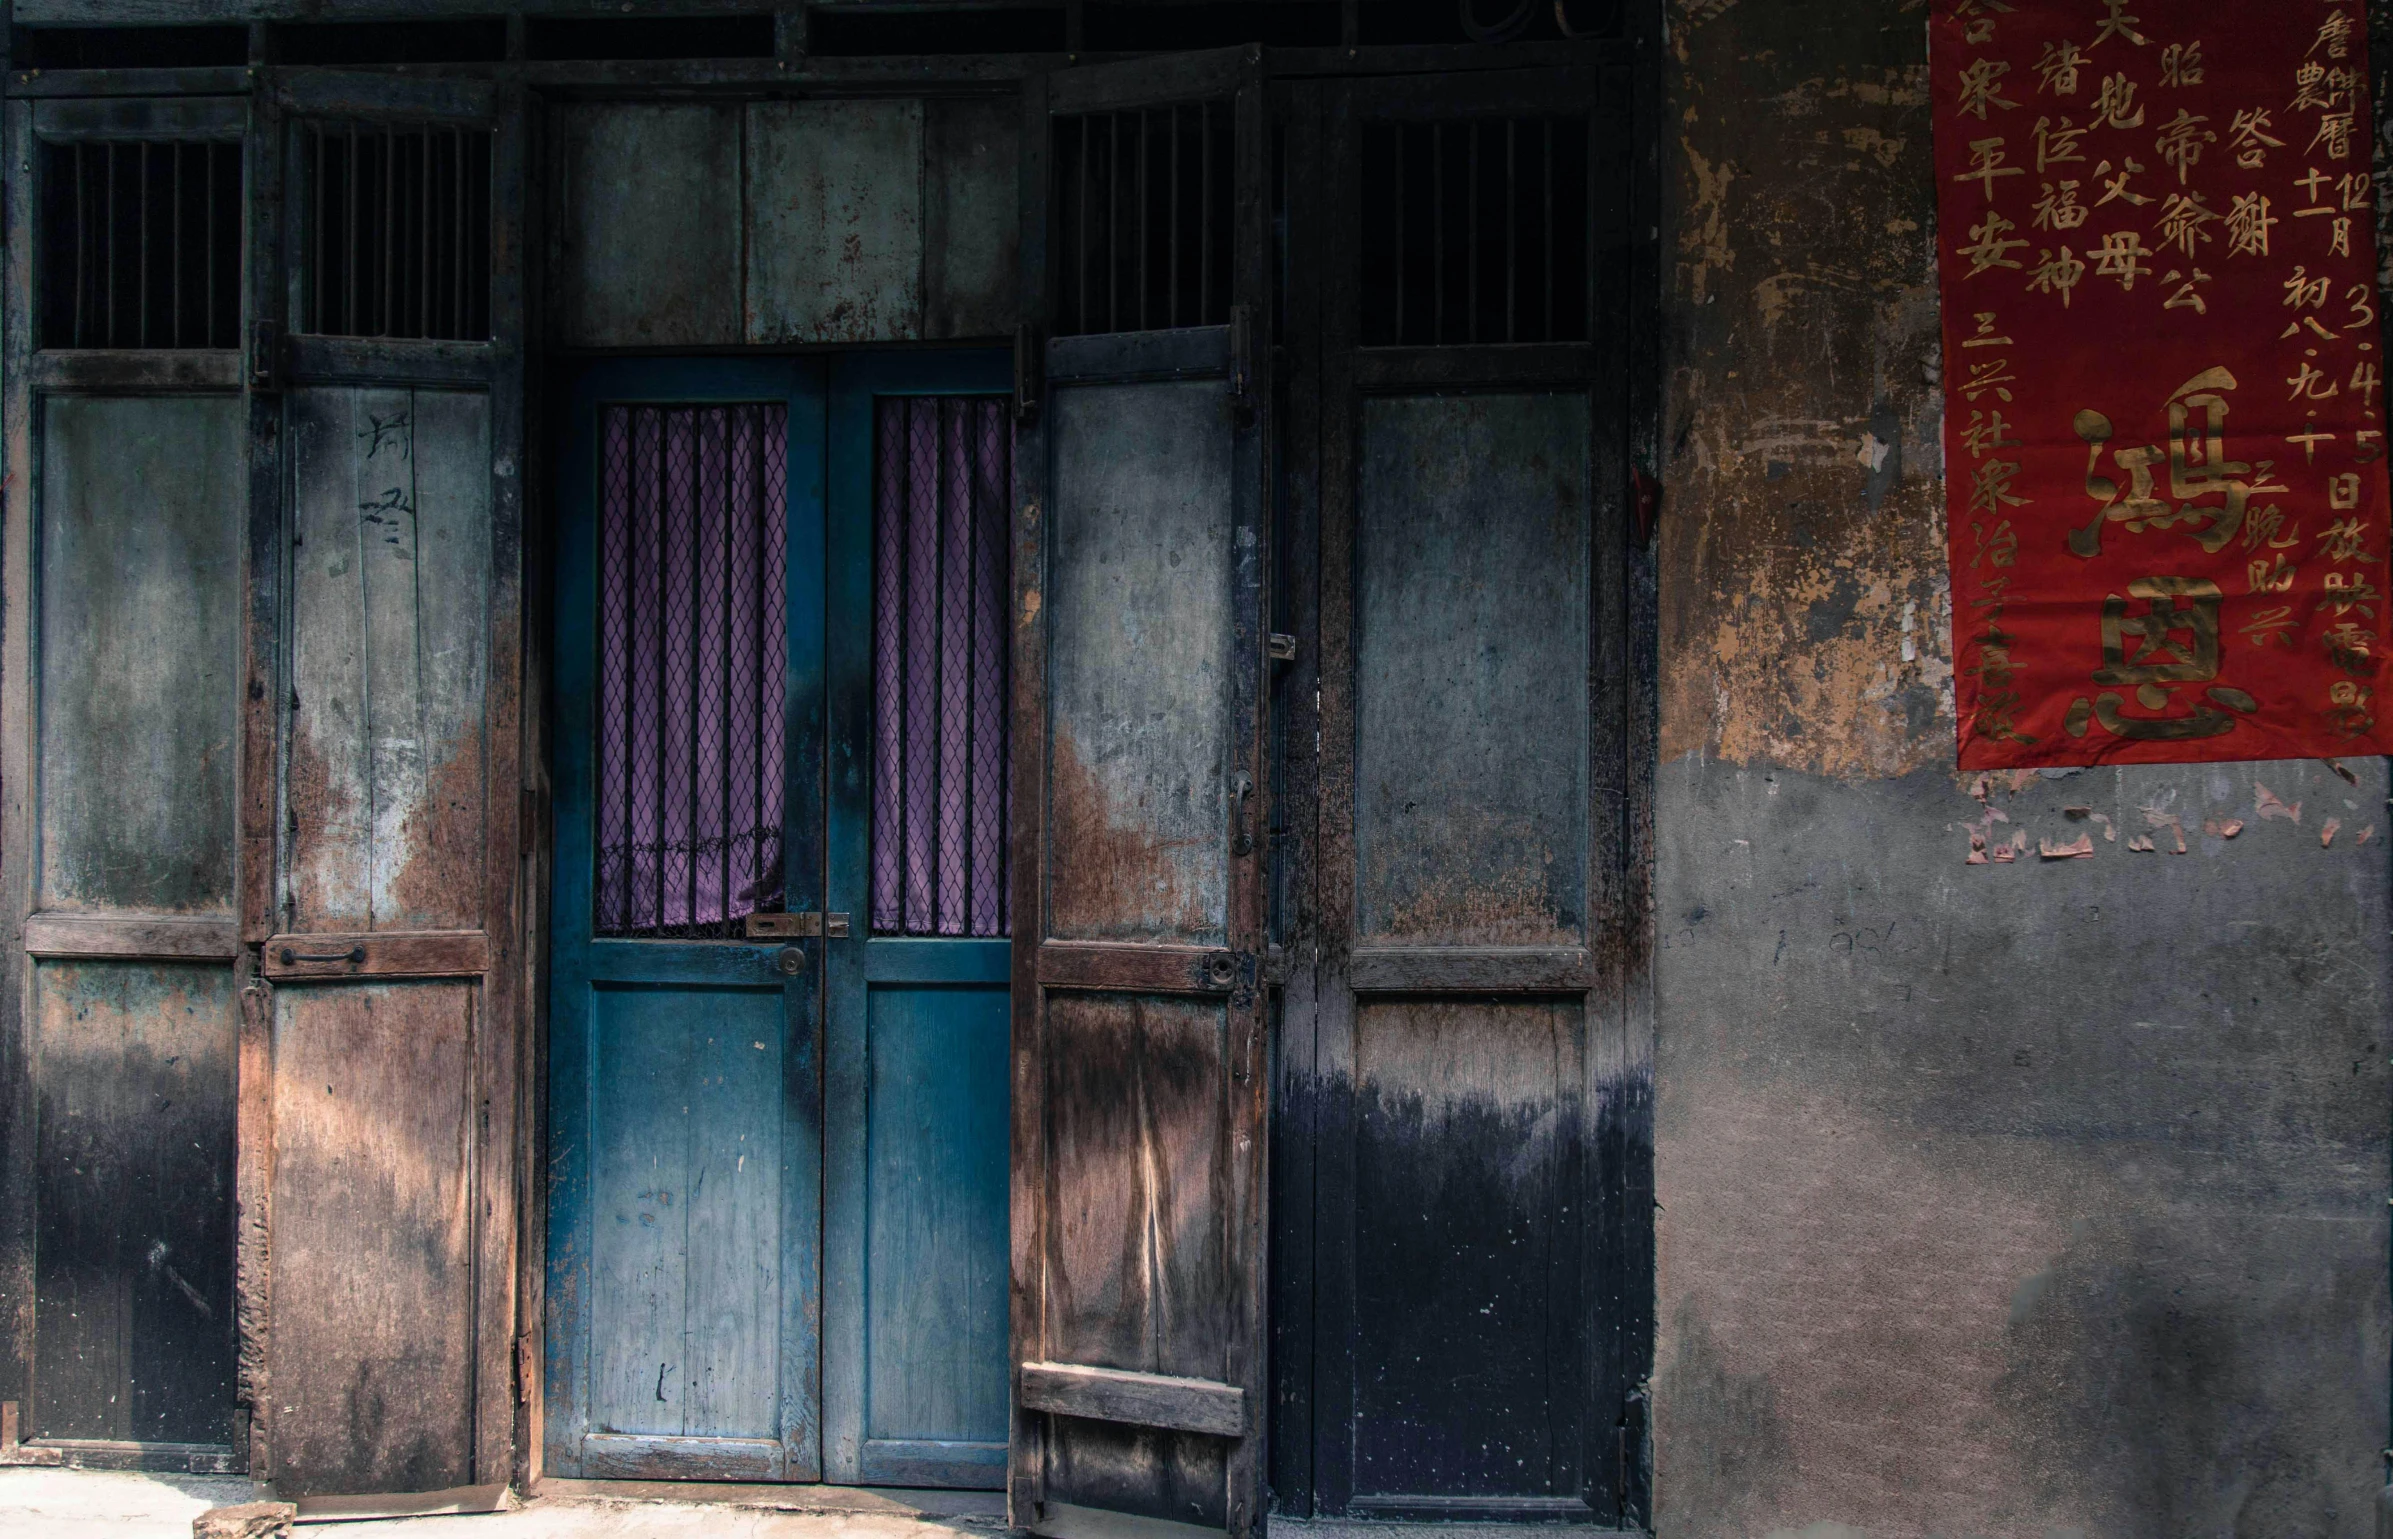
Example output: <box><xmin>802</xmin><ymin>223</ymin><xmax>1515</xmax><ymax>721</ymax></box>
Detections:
<box><xmin>588</xmin><ymin>983</ymin><xmax>789</xmax><ymax>1442</ymax></box>
<box><xmin>746</xmin><ymin>99</ymin><xmax>925</xmax><ymax>344</ymax></box>
<box><xmin>38</xmin><ymin>395</ymin><xmax>242</xmax><ymax>916</ymax></box>
<box><xmin>924</xmin><ymin>98</ymin><xmax>1021</xmax><ymax>342</ymax></box>
<box><xmin>864</xmin><ymin>981</ymin><xmax>1009</xmax><ymax>1445</ymax></box>
<box><xmin>554</xmin><ymin>104</ymin><xmax>744</xmax><ymax>349</ymax></box>
<box><xmin>286</xmin><ymin>387</ymin><xmax>491</xmax><ymax>933</ymax></box>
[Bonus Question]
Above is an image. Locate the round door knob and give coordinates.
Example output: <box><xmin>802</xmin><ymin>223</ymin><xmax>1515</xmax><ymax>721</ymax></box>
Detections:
<box><xmin>776</xmin><ymin>946</ymin><xmax>805</xmax><ymax>976</ymax></box>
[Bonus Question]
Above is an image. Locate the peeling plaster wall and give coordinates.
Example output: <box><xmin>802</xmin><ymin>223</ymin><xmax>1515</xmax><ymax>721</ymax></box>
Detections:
<box><xmin>1654</xmin><ymin>3</ymin><xmax>2392</xmax><ymax>1535</ymax></box>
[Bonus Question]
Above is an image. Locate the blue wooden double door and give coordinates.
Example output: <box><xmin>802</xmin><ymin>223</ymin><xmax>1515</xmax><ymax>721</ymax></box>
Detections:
<box><xmin>545</xmin><ymin>353</ymin><xmax>1013</xmax><ymax>1487</ymax></box>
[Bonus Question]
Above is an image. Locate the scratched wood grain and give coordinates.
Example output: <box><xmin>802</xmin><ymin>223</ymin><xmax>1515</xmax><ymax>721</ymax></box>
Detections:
<box><xmin>285</xmin><ymin>387</ymin><xmax>490</xmax><ymax>935</ymax></box>
<box><xmin>267</xmin><ymin>981</ymin><xmax>474</xmax><ymax>1496</ymax></box>
<box><xmin>1042</xmin><ymin>991</ymin><xmax>1231</xmax><ymax>1382</ymax></box>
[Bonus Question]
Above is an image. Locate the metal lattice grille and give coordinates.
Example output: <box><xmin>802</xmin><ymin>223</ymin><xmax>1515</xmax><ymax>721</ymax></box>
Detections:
<box><xmin>1054</xmin><ymin>104</ymin><xmax>1234</xmax><ymax>337</ymax></box>
<box><xmin>873</xmin><ymin>397</ymin><xmax>1012</xmax><ymax>937</ymax></box>
<box><xmin>596</xmin><ymin>404</ymin><xmax>788</xmax><ymax>939</ymax></box>
<box><xmin>38</xmin><ymin>139</ymin><xmax>242</xmax><ymax>350</ymax></box>
<box><xmin>300</xmin><ymin>121</ymin><xmax>493</xmax><ymax>340</ymax></box>
<box><xmin>1359</xmin><ymin>117</ymin><xmax>1590</xmax><ymax>346</ymax></box>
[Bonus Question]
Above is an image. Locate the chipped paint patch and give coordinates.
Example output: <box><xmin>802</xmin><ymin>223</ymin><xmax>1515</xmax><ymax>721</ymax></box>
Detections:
<box><xmin>1665</xmin><ymin>35</ymin><xmax>1948</xmax><ymax>780</ymax></box>
<box><xmin>1680</xmin><ymin>147</ymin><xmax>1739</xmax><ymax>304</ymax></box>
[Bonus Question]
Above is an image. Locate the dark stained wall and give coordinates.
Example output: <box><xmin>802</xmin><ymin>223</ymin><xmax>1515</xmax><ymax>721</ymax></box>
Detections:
<box><xmin>1655</xmin><ymin>2</ymin><xmax>2392</xmax><ymax>1534</ymax></box>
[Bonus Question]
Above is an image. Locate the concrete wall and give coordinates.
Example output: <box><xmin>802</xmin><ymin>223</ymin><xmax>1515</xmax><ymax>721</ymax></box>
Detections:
<box><xmin>1654</xmin><ymin>3</ymin><xmax>2392</xmax><ymax>1534</ymax></box>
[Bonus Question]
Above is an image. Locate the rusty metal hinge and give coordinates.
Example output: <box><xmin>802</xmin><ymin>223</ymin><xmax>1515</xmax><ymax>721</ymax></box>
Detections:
<box><xmin>1229</xmin><ymin>304</ymin><xmax>1256</xmax><ymax>421</ymax></box>
<box><xmin>1014</xmin><ymin>322</ymin><xmax>1043</xmax><ymax>423</ymax></box>
<box><xmin>249</xmin><ymin>319</ymin><xmax>282</xmax><ymax>393</ymax></box>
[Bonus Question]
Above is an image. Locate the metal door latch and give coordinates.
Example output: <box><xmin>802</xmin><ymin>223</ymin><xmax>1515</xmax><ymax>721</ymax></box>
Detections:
<box><xmin>747</xmin><ymin>912</ymin><xmax>851</xmax><ymax>939</ymax></box>
<box><xmin>279</xmin><ymin>945</ymin><xmax>364</xmax><ymax>966</ymax></box>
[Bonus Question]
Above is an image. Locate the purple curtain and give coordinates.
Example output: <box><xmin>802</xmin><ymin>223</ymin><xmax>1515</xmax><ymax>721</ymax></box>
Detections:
<box><xmin>596</xmin><ymin>403</ymin><xmax>788</xmax><ymax>938</ymax></box>
<box><xmin>873</xmin><ymin>397</ymin><xmax>1012</xmax><ymax>936</ymax></box>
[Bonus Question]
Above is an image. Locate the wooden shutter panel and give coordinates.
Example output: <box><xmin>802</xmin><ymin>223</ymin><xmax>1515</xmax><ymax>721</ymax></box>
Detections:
<box><xmin>1010</xmin><ymin>48</ymin><xmax>1272</xmax><ymax>1539</ymax></box>
<box><xmin>0</xmin><ymin>92</ymin><xmax>251</xmax><ymax>1474</ymax></box>
<box><xmin>244</xmin><ymin>71</ymin><xmax>525</xmax><ymax>1501</ymax></box>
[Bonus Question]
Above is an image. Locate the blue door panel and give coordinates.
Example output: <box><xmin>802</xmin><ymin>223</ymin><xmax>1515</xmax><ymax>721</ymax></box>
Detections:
<box><xmin>589</xmin><ymin>983</ymin><xmax>787</xmax><ymax>1440</ymax></box>
<box><xmin>865</xmin><ymin>980</ymin><xmax>1011</xmax><ymax>1446</ymax></box>
<box><xmin>551</xmin><ymin>351</ymin><xmax>1011</xmax><ymax>1488</ymax></box>
<box><xmin>822</xmin><ymin>352</ymin><xmax>1015</xmax><ymax>1489</ymax></box>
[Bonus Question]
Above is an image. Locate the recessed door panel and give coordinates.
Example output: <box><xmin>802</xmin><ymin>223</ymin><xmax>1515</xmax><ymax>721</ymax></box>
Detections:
<box><xmin>37</xmin><ymin>395</ymin><xmax>243</xmax><ymax>917</ymax></box>
<box><xmin>1352</xmin><ymin>997</ymin><xmax>1587</xmax><ymax>1501</ymax></box>
<box><xmin>285</xmin><ymin>387</ymin><xmax>491</xmax><ymax>935</ymax></box>
<box><xmin>588</xmin><ymin>983</ymin><xmax>789</xmax><ymax>1443</ymax></box>
<box><xmin>1355</xmin><ymin>393</ymin><xmax>1592</xmax><ymax>947</ymax></box>
<box><xmin>1047</xmin><ymin>380</ymin><xmax>1236</xmax><ymax>947</ymax></box>
<box><xmin>862</xmin><ymin>982</ymin><xmax>1009</xmax><ymax>1454</ymax></box>
<box><xmin>32</xmin><ymin>960</ymin><xmax>238</xmax><ymax>1446</ymax></box>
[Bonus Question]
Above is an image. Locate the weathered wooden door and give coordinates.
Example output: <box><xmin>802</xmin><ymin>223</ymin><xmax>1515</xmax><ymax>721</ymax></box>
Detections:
<box><xmin>252</xmin><ymin>71</ymin><xmax>528</xmax><ymax>1499</ymax></box>
<box><xmin>1010</xmin><ymin>47</ymin><xmax>1273</xmax><ymax>1539</ymax></box>
<box><xmin>1274</xmin><ymin>68</ymin><xmax>1648</xmax><ymax>1527</ymax></box>
<box><xmin>545</xmin><ymin>358</ymin><xmax>828</xmax><ymax>1483</ymax></box>
<box><xmin>0</xmin><ymin>68</ymin><xmax>528</xmax><ymax>1497</ymax></box>
<box><xmin>822</xmin><ymin>352</ymin><xmax>1015</xmax><ymax>1490</ymax></box>
<box><xmin>0</xmin><ymin>93</ymin><xmax>251</xmax><ymax>1471</ymax></box>
<box><xmin>546</xmin><ymin>351</ymin><xmax>1017</xmax><ymax>1489</ymax></box>
<box><xmin>136</xmin><ymin>69</ymin><xmax>536</xmax><ymax>1502</ymax></box>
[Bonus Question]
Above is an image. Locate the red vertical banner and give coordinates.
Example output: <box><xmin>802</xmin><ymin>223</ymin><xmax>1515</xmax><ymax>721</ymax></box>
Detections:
<box><xmin>1934</xmin><ymin>0</ymin><xmax>2393</xmax><ymax>767</ymax></box>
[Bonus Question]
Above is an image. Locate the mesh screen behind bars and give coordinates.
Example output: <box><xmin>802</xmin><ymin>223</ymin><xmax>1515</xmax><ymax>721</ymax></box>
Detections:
<box><xmin>596</xmin><ymin>403</ymin><xmax>788</xmax><ymax>938</ymax></box>
<box><xmin>873</xmin><ymin>397</ymin><xmax>1012</xmax><ymax>937</ymax></box>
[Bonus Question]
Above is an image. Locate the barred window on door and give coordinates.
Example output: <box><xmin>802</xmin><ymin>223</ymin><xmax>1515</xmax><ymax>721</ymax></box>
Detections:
<box><xmin>873</xmin><ymin>396</ymin><xmax>1012</xmax><ymax>937</ymax></box>
<box><xmin>595</xmin><ymin>402</ymin><xmax>789</xmax><ymax>938</ymax></box>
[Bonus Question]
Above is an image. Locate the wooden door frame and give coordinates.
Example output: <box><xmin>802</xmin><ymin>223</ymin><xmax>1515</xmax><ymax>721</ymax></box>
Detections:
<box><xmin>1264</xmin><ymin>47</ymin><xmax>1660</xmax><ymax>1532</ymax></box>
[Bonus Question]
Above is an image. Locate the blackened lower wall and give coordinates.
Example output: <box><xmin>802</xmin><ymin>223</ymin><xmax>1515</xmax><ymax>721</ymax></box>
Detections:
<box><xmin>1654</xmin><ymin>3</ymin><xmax>2393</xmax><ymax>1534</ymax></box>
